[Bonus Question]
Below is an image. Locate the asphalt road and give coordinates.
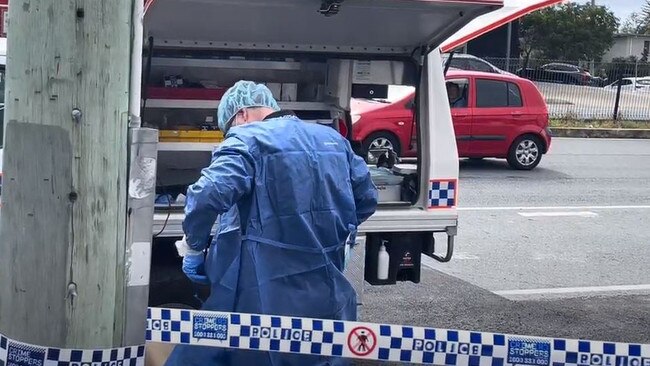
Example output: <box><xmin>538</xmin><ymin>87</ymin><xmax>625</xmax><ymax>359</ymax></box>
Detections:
<box><xmin>144</xmin><ymin>138</ymin><xmax>649</xmax><ymax>365</ymax></box>
<box><xmin>361</xmin><ymin>138</ymin><xmax>650</xmax><ymax>351</ymax></box>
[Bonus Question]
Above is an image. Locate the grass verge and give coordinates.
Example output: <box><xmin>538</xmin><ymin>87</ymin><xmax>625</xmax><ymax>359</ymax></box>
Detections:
<box><xmin>550</xmin><ymin>119</ymin><xmax>650</xmax><ymax>129</ymax></box>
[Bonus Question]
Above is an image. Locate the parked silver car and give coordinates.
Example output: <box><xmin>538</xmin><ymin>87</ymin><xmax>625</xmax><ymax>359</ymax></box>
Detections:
<box><xmin>441</xmin><ymin>53</ymin><xmax>514</xmax><ymax>76</ymax></box>
<box><xmin>604</xmin><ymin>77</ymin><xmax>650</xmax><ymax>93</ymax></box>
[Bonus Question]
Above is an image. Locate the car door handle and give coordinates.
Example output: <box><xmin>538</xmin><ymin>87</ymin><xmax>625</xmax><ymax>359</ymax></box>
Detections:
<box><xmin>511</xmin><ymin>111</ymin><xmax>523</xmax><ymax>117</ymax></box>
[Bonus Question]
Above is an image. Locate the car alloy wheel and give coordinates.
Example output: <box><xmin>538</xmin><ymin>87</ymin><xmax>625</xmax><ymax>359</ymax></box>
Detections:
<box><xmin>369</xmin><ymin>137</ymin><xmax>395</xmax><ymax>151</ymax></box>
<box><xmin>515</xmin><ymin>139</ymin><xmax>540</xmax><ymax>167</ymax></box>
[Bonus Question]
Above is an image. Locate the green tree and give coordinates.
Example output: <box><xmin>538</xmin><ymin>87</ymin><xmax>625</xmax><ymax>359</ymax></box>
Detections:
<box><xmin>519</xmin><ymin>11</ymin><xmax>549</xmax><ymax>68</ymax></box>
<box><xmin>521</xmin><ymin>3</ymin><xmax>619</xmax><ymax>61</ymax></box>
<box><xmin>620</xmin><ymin>12</ymin><xmax>646</xmax><ymax>34</ymax></box>
<box><xmin>643</xmin><ymin>0</ymin><xmax>650</xmax><ymax>34</ymax></box>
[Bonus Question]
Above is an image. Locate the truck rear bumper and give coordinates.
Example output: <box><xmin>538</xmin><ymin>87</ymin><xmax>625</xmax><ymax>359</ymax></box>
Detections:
<box><xmin>153</xmin><ymin>208</ymin><xmax>457</xmax><ymax>238</ymax></box>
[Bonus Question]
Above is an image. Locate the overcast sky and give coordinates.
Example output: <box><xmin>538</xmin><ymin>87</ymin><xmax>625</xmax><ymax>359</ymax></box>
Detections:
<box><xmin>574</xmin><ymin>0</ymin><xmax>642</xmax><ymax>21</ymax></box>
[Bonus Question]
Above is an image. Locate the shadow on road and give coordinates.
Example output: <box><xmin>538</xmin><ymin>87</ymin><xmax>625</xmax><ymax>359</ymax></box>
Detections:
<box><xmin>459</xmin><ymin>158</ymin><xmax>569</xmax><ymax>179</ymax></box>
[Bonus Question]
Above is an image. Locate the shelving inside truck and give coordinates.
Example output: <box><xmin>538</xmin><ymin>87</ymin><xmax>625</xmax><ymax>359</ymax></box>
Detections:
<box><xmin>143</xmin><ymin>48</ymin><xmax>421</xmax><ymax>207</ymax></box>
<box><xmin>143</xmin><ymin>50</ymin><xmax>350</xmax><ymax>199</ymax></box>
<box><xmin>143</xmin><ymin>52</ymin><xmax>341</xmax><ymax>130</ymax></box>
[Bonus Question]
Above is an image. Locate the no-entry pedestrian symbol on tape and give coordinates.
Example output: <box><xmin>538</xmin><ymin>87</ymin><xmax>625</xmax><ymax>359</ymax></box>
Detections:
<box><xmin>348</xmin><ymin>326</ymin><xmax>377</xmax><ymax>356</ymax></box>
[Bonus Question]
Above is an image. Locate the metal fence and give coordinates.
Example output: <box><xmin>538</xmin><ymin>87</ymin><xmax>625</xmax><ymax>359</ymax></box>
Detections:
<box><xmin>484</xmin><ymin>58</ymin><xmax>650</xmax><ymax>121</ymax></box>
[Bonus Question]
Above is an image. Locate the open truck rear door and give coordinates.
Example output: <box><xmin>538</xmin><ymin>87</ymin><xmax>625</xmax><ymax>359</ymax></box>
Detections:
<box><xmin>143</xmin><ymin>0</ymin><xmax>503</xmax><ymax>307</ymax></box>
<box><xmin>144</xmin><ymin>0</ymin><xmax>502</xmax><ymax>55</ymax></box>
<box><xmin>440</xmin><ymin>0</ymin><xmax>564</xmax><ymax>53</ymax></box>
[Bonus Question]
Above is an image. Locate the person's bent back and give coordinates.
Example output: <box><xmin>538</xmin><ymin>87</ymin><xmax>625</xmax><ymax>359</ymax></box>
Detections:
<box><xmin>166</xmin><ymin>80</ymin><xmax>378</xmax><ymax>366</ymax></box>
<box><xmin>225</xmin><ymin>116</ymin><xmax>377</xmax><ymax>318</ymax></box>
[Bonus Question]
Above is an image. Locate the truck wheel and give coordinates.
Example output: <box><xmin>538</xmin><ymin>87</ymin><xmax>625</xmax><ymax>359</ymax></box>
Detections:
<box><xmin>363</xmin><ymin>132</ymin><xmax>401</xmax><ymax>158</ymax></box>
<box><xmin>507</xmin><ymin>135</ymin><xmax>543</xmax><ymax>170</ymax></box>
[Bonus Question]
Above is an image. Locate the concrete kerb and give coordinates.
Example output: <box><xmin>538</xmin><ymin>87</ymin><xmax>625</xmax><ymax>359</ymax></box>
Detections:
<box><xmin>551</xmin><ymin>127</ymin><xmax>650</xmax><ymax>139</ymax></box>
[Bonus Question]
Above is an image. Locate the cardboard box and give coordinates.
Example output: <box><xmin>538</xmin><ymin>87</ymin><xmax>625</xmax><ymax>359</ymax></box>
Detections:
<box><xmin>376</xmin><ymin>184</ymin><xmax>401</xmax><ymax>202</ymax></box>
<box><xmin>298</xmin><ymin>83</ymin><xmax>325</xmax><ymax>102</ymax></box>
<box><xmin>281</xmin><ymin>83</ymin><xmax>298</xmax><ymax>102</ymax></box>
<box><xmin>265</xmin><ymin>83</ymin><xmax>282</xmax><ymax>100</ymax></box>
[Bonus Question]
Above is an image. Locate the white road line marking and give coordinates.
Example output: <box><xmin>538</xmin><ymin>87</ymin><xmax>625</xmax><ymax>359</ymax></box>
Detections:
<box><xmin>422</xmin><ymin>256</ymin><xmax>433</xmax><ymax>270</ymax></box>
<box><xmin>452</xmin><ymin>252</ymin><xmax>480</xmax><ymax>260</ymax></box>
<box><xmin>495</xmin><ymin>284</ymin><xmax>650</xmax><ymax>300</ymax></box>
<box><xmin>420</xmin><ymin>253</ymin><xmax>478</xmax><ymax>271</ymax></box>
<box><xmin>518</xmin><ymin>211</ymin><xmax>598</xmax><ymax>218</ymax></box>
<box><xmin>458</xmin><ymin>205</ymin><xmax>650</xmax><ymax>212</ymax></box>
<box><xmin>421</xmin><ymin>256</ymin><xmax>439</xmax><ymax>270</ymax></box>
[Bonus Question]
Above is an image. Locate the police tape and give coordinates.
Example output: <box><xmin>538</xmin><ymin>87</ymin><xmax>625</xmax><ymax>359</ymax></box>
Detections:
<box><xmin>1</xmin><ymin>307</ymin><xmax>649</xmax><ymax>366</ymax></box>
<box><xmin>147</xmin><ymin>307</ymin><xmax>650</xmax><ymax>366</ymax></box>
<box><xmin>0</xmin><ymin>333</ymin><xmax>145</xmax><ymax>366</ymax></box>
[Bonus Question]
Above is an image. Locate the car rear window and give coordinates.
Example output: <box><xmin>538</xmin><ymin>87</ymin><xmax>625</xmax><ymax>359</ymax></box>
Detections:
<box><xmin>507</xmin><ymin>83</ymin><xmax>523</xmax><ymax>107</ymax></box>
<box><xmin>476</xmin><ymin>79</ymin><xmax>523</xmax><ymax>108</ymax></box>
<box><xmin>468</xmin><ymin>59</ymin><xmax>494</xmax><ymax>73</ymax></box>
<box><xmin>450</xmin><ymin>58</ymin><xmax>470</xmax><ymax>71</ymax></box>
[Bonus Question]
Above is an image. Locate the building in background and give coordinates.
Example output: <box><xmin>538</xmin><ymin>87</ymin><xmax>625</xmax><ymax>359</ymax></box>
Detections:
<box><xmin>465</xmin><ymin>21</ymin><xmax>521</xmax><ymax>59</ymax></box>
<box><xmin>603</xmin><ymin>34</ymin><xmax>650</xmax><ymax>61</ymax></box>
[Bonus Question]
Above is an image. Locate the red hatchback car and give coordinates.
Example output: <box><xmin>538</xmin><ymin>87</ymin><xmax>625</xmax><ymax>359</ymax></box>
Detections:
<box><xmin>351</xmin><ymin>70</ymin><xmax>552</xmax><ymax>170</ymax></box>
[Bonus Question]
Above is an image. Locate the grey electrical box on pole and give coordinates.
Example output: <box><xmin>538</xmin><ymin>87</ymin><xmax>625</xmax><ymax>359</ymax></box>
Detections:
<box><xmin>123</xmin><ymin>128</ymin><xmax>158</xmax><ymax>345</ymax></box>
<box><xmin>0</xmin><ymin>0</ymin><xmax>150</xmax><ymax>350</ymax></box>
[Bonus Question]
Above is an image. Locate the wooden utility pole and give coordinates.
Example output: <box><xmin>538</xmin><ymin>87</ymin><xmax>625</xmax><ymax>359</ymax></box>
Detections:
<box><xmin>0</xmin><ymin>0</ymin><xmax>144</xmax><ymax>349</ymax></box>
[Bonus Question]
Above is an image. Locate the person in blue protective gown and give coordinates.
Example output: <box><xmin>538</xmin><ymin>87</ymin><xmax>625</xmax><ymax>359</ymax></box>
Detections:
<box><xmin>165</xmin><ymin>80</ymin><xmax>378</xmax><ymax>366</ymax></box>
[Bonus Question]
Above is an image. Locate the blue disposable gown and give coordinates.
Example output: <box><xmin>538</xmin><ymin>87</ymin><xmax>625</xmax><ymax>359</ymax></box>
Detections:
<box><xmin>165</xmin><ymin>115</ymin><xmax>378</xmax><ymax>366</ymax></box>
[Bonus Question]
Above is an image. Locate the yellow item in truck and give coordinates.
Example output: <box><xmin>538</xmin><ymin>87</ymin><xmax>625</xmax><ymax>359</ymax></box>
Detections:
<box><xmin>159</xmin><ymin>130</ymin><xmax>224</xmax><ymax>143</ymax></box>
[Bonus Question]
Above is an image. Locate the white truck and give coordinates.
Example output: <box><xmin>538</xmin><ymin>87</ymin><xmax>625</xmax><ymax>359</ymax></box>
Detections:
<box><xmin>134</xmin><ymin>0</ymin><xmax>557</xmax><ymax>308</ymax></box>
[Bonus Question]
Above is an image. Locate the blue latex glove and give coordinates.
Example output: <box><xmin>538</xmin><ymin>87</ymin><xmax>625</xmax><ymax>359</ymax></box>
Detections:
<box><xmin>182</xmin><ymin>252</ymin><xmax>210</xmax><ymax>285</ymax></box>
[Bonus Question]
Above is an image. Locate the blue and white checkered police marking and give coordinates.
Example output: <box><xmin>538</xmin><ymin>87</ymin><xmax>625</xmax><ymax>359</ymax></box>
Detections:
<box><xmin>146</xmin><ymin>307</ymin><xmax>650</xmax><ymax>365</ymax></box>
<box><xmin>429</xmin><ymin>179</ymin><xmax>457</xmax><ymax>209</ymax></box>
<box><xmin>0</xmin><ymin>334</ymin><xmax>145</xmax><ymax>366</ymax></box>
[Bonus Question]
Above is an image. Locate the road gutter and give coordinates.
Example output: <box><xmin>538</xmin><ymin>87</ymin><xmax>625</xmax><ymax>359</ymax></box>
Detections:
<box><xmin>551</xmin><ymin>127</ymin><xmax>650</xmax><ymax>139</ymax></box>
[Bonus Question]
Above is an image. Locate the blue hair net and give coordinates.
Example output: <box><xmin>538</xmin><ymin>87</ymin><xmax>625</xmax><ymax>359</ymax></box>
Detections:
<box><xmin>217</xmin><ymin>81</ymin><xmax>281</xmax><ymax>132</ymax></box>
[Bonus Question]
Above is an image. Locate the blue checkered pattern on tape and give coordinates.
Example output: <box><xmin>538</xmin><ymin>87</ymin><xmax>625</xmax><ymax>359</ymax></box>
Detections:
<box><xmin>0</xmin><ymin>334</ymin><xmax>145</xmax><ymax>366</ymax></box>
<box><xmin>147</xmin><ymin>307</ymin><xmax>649</xmax><ymax>366</ymax></box>
<box><xmin>429</xmin><ymin>179</ymin><xmax>456</xmax><ymax>208</ymax></box>
<box><xmin>2</xmin><ymin>308</ymin><xmax>649</xmax><ymax>366</ymax></box>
